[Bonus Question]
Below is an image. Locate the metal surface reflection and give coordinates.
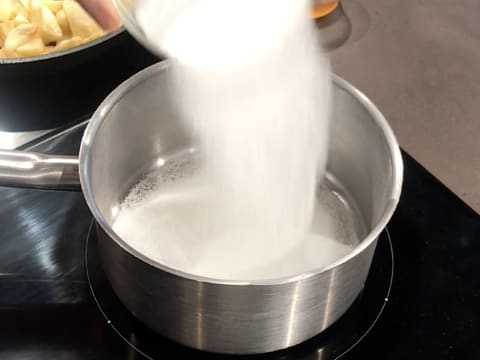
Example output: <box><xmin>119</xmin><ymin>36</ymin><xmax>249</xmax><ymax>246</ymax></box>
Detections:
<box><xmin>0</xmin><ymin>129</ymin><xmax>51</xmax><ymax>150</ymax></box>
<box><xmin>0</xmin><ymin>150</ymin><xmax>80</xmax><ymax>190</ymax></box>
<box><xmin>0</xmin><ymin>123</ymin><xmax>91</xmax><ymax>305</ymax></box>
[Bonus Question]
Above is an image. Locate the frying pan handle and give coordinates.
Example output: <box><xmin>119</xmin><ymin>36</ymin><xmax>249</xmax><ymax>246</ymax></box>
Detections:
<box><xmin>0</xmin><ymin>150</ymin><xmax>80</xmax><ymax>191</ymax></box>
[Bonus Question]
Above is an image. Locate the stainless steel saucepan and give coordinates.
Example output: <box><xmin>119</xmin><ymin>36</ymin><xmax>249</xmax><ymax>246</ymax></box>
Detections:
<box><xmin>0</xmin><ymin>62</ymin><xmax>403</xmax><ymax>354</ymax></box>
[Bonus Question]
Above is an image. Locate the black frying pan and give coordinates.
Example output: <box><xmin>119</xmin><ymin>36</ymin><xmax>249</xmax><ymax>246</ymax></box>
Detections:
<box><xmin>0</xmin><ymin>28</ymin><xmax>160</xmax><ymax>132</ymax></box>
<box><xmin>0</xmin><ymin>29</ymin><xmax>125</xmax><ymax>72</ymax></box>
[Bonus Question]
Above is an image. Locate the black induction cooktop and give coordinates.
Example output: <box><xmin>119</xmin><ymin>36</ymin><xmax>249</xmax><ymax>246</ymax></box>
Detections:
<box><xmin>0</xmin><ymin>117</ymin><xmax>478</xmax><ymax>360</ymax></box>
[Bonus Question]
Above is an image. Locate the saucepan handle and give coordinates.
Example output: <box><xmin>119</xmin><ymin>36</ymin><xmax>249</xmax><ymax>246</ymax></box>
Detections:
<box><xmin>0</xmin><ymin>150</ymin><xmax>81</xmax><ymax>191</ymax></box>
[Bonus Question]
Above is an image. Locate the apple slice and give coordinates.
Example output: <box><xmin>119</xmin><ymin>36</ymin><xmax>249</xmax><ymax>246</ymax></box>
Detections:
<box><xmin>63</xmin><ymin>0</ymin><xmax>104</xmax><ymax>39</ymax></box>
<box><xmin>16</xmin><ymin>31</ymin><xmax>44</xmax><ymax>56</ymax></box>
<box><xmin>4</xmin><ymin>23</ymin><xmax>38</xmax><ymax>55</ymax></box>
<box><xmin>40</xmin><ymin>4</ymin><xmax>63</xmax><ymax>43</ymax></box>
<box><xmin>0</xmin><ymin>0</ymin><xmax>13</xmax><ymax>21</ymax></box>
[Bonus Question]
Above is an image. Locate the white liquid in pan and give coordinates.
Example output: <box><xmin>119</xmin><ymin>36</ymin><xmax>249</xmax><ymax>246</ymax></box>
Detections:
<box><xmin>112</xmin><ymin>155</ymin><xmax>360</xmax><ymax>280</ymax></box>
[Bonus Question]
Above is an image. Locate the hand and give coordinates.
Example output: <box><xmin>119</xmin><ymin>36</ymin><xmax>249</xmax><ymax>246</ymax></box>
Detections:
<box><xmin>77</xmin><ymin>0</ymin><xmax>121</xmax><ymax>30</ymax></box>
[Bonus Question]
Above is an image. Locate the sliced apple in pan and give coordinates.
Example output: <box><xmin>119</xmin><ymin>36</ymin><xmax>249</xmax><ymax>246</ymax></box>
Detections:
<box><xmin>0</xmin><ymin>20</ymin><xmax>14</xmax><ymax>43</ymax></box>
<box><xmin>13</xmin><ymin>12</ymin><xmax>29</xmax><ymax>25</ymax></box>
<box><xmin>0</xmin><ymin>0</ymin><xmax>13</xmax><ymax>21</ymax></box>
<box><xmin>55</xmin><ymin>8</ymin><xmax>70</xmax><ymax>35</ymax></box>
<box><xmin>54</xmin><ymin>35</ymin><xmax>82</xmax><ymax>51</ymax></box>
<box><xmin>18</xmin><ymin>0</ymin><xmax>30</xmax><ymax>9</ymax></box>
<box><xmin>16</xmin><ymin>31</ymin><xmax>44</xmax><ymax>56</ymax></box>
<box><xmin>40</xmin><ymin>4</ymin><xmax>63</xmax><ymax>43</ymax></box>
<box><xmin>3</xmin><ymin>23</ymin><xmax>38</xmax><ymax>55</ymax></box>
<box><xmin>41</xmin><ymin>0</ymin><xmax>62</xmax><ymax>14</ymax></box>
<box><xmin>63</xmin><ymin>0</ymin><xmax>104</xmax><ymax>39</ymax></box>
<box><xmin>28</xmin><ymin>0</ymin><xmax>42</xmax><ymax>26</ymax></box>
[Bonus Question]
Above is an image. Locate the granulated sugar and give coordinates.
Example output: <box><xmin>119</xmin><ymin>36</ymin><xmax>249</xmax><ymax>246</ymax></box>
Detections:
<box><xmin>112</xmin><ymin>0</ymin><xmax>355</xmax><ymax>280</ymax></box>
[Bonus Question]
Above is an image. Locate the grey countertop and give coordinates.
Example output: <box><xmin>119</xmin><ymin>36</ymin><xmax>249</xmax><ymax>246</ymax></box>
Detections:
<box><xmin>328</xmin><ymin>0</ymin><xmax>480</xmax><ymax>213</ymax></box>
